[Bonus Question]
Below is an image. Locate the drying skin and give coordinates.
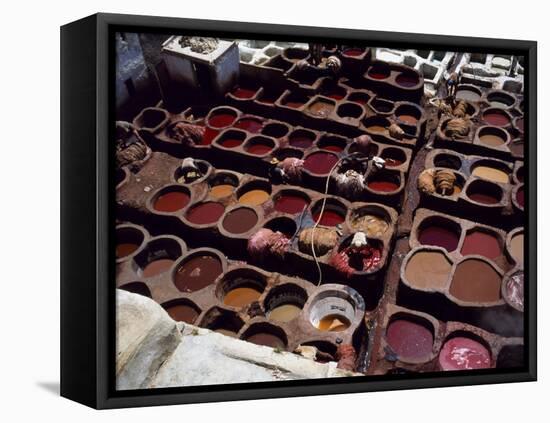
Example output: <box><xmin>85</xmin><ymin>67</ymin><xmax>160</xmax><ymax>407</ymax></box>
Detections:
<box><xmin>298</xmin><ymin>227</ymin><xmax>339</xmax><ymax>256</ymax></box>
<box><xmin>452</xmin><ymin>100</ymin><xmax>468</xmax><ymax>118</ymax></box>
<box><xmin>115</xmin><ymin>121</ymin><xmax>149</xmax><ymax>169</ymax></box>
<box><xmin>336</xmin><ymin>344</ymin><xmax>357</xmax><ymax>371</ymax></box>
<box><xmin>418</xmin><ymin>168</ymin><xmax>437</xmax><ymax>194</ymax></box>
<box><xmin>247</xmin><ymin>228</ymin><xmax>291</xmax><ymax>260</ymax></box>
<box><xmin>350</xmin><ymin>213</ymin><xmax>389</xmax><ymax>237</ymax></box>
<box><xmin>179</xmin><ymin>36</ymin><xmax>219</xmax><ymax>54</ymax></box>
<box><xmin>329</xmin><ymin>242</ymin><xmax>382</xmax><ymax>277</ymax></box>
<box><xmin>388</xmin><ymin>123</ymin><xmax>405</xmax><ymax>140</ymax></box>
<box><xmin>445</xmin><ymin>117</ymin><xmax>470</xmax><ymax>138</ymax></box>
<box><xmin>505</xmin><ymin>270</ymin><xmax>524</xmax><ymax>312</ymax></box>
<box><xmin>418</xmin><ymin>169</ymin><xmax>457</xmax><ymax>196</ymax></box>
<box><xmin>169</xmin><ymin>121</ymin><xmax>205</xmax><ymax>146</ymax></box>
<box><xmin>333</xmin><ymin>169</ymin><xmax>366</xmax><ymax>199</ymax></box>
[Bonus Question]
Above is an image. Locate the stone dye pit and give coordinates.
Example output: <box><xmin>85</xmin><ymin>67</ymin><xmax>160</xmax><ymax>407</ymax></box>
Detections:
<box><xmin>115</xmin><ymin>36</ymin><xmax>525</xmax><ymax>386</ymax></box>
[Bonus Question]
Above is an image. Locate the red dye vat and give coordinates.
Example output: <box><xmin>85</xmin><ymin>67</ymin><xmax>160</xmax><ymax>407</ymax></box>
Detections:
<box><xmin>517</xmin><ymin>187</ymin><xmax>524</xmax><ymax>207</ymax></box>
<box><xmin>368</xmin><ymin>69</ymin><xmax>388</xmax><ymax>80</ymax></box>
<box><xmin>289</xmin><ymin>134</ymin><xmax>314</xmax><ymax>149</ymax></box>
<box><xmin>234</xmin><ymin>118</ymin><xmax>263</xmax><ymax>133</ymax></box>
<box><xmin>274</xmin><ymin>194</ymin><xmax>309</xmax><ymax>214</ymax></box>
<box><xmin>461</xmin><ymin>231</ymin><xmax>501</xmax><ymax>259</ymax></box>
<box><xmin>303</xmin><ymin>152</ymin><xmax>339</xmax><ymax>175</ymax></box>
<box><xmin>201</xmin><ymin>127</ymin><xmax>220</xmax><ymax>145</ymax></box>
<box><xmin>231</xmin><ymin>86</ymin><xmax>257</xmax><ymax>99</ymax></box>
<box><xmin>208</xmin><ymin>113</ymin><xmax>236</xmax><ymax>128</ymax></box>
<box><xmin>219</xmin><ymin>137</ymin><xmax>243</xmax><ymax>148</ymax></box>
<box><xmin>153</xmin><ymin>191</ymin><xmax>190</xmax><ymax>213</ymax></box>
<box><xmin>312</xmin><ymin>209</ymin><xmax>345</xmax><ymax>226</ymax></box>
<box><xmin>245</xmin><ymin>143</ymin><xmax>273</xmax><ymax>155</ymax></box>
<box><xmin>418</xmin><ymin>225</ymin><xmax>459</xmax><ymax>252</ymax></box>
<box><xmin>468</xmin><ymin>192</ymin><xmax>500</xmax><ymax>205</ymax></box>
<box><xmin>386</xmin><ymin>319</ymin><xmax>434</xmax><ymax>361</ymax></box>
<box><xmin>186</xmin><ymin>202</ymin><xmax>225</xmax><ymax>225</ymax></box>
<box><xmin>367</xmin><ymin>179</ymin><xmax>399</xmax><ymax>192</ymax></box>
<box><xmin>483</xmin><ymin>111</ymin><xmax>510</xmax><ymax>126</ymax></box>
<box><xmin>321</xmin><ymin>144</ymin><xmax>344</xmax><ymax>153</ymax></box>
<box><xmin>384</xmin><ymin>158</ymin><xmax>404</xmax><ymax>167</ymax></box>
<box><xmin>438</xmin><ymin>337</ymin><xmax>491</xmax><ymax>371</ymax></box>
<box><xmin>343</xmin><ymin>48</ymin><xmax>364</xmax><ymax>57</ymax></box>
<box><xmin>396</xmin><ymin>73</ymin><xmax>419</xmax><ymax>87</ymax></box>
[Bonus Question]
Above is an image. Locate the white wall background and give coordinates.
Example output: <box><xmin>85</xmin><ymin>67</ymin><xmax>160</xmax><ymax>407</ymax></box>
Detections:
<box><xmin>0</xmin><ymin>0</ymin><xmax>546</xmax><ymax>420</ymax></box>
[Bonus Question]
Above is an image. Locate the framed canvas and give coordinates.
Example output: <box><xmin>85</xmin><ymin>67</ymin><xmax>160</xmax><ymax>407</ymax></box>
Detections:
<box><xmin>60</xmin><ymin>13</ymin><xmax>536</xmax><ymax>409</ymax></box>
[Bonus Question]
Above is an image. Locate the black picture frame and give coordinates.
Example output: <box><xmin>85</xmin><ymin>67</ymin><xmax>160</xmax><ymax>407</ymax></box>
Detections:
<box><xmin>61</xmin><ymin>12</ymin><xmax>537</xmax><ymax>409</ymax></box>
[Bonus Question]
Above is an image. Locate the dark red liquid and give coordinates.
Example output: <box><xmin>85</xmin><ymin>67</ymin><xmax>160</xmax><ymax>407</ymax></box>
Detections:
<box><xmin>461</xmin><ymin>231</ymin><xmax>501</xmax><ymax>259</ymax></box>
<box><xmin>245</xmin><ymin>333</ymin><xmax>286</xmax><ymax>349</ymax></box>
<box><xmin>153</xmin><ymin>191</ymin><xmax>190</xmax><ymax>212</ymax></box>
<box><xmin>142</xmin><ymin>258</ymin><xmax>174</xmax><ymax>278</ymax></box>
<box><xmin>367</xmin><ymin>179</ymin><xmax>399</xmax><ymax>192</ymax></box>
<box><xmin>201</xmin><ymin>127</ymin><xmax>220</xmax><ymax>145</ymax></box>
<box><xmin>222</xmin><ymin>208</ymin><xmax>259</xmax><ymax>234</ymax></box>
<box><xmin>186</xmin><ymin>202</ymin><xmax>225</xmax><ymax>225</ymax></box>
<box><xmin>116</xmin><ymin>243</ymin><xmax>139</xmax><ymax>259</ymax></box>
<box><xmin>386</xmin><ymin>319</ymin><xmax>433</xmax><ymax>361</ymax></box>
<box><xmin>516</xmin><ymin>118</ymin><xmax>524</xmax><ymax>132</ymax></box>
<box><xmin>312</xmin><ymin>209</ymin><xmax>345</xmax><ymax>226</ymax></box>
<box><xmin>517</xmin><ymin>187</ymin><xmax>524</xmax><ymax>207</ymax></box>
<box><xmin>343</xmin><ymin>48</ymin><xmax>364</xmax><ymax>57</ymax></box>
<box><xmin>231</xmin><ymin>86</ymin><xmax>256</xmax><ymax>99</ymax></box>
<box><xmin>219</xmin><ymin>137</ymin><xmax>243</xmax><ymax>148</ymax></box>
<box><xmin>396</xmin><ymin>73</ymin><xmax>419</xmax><ymax>87</ymax></box>
<box><xmin>246</xmin><ymin>143</ymin><xmax>273</xmax><ymax>155</ymax></box>
<box><xmin>483</xmin><ymin>112</ymin><xmax>510</xmax><ymax>126</ymax></box>
<box><xmin>284</xmin><ymin>100</ymin><xmax>305</xmax><ymax>108</ymax></box>
<box><xmin>208</xmin><ymin>113</ymin><xmax>236</xmax><ymax>128</ymax></box>
<box><xmin>289</xmin><ymin>135</ymin><xmax>314</xmax><ymax>148</ymax></box>
<box><xmin>418</xmin><ymin>225</ymin><xmax>459</xmax><ymax>252</ymax></box>
<box><xmin>164</xmin><ymin>304</ymin><xmax>199</xmax><ymax>323</ymax></box>
<box><xmin>274</xmin><ymin>194</ymin><xmax>309</xmax><ymax>214</ymax></box>
<box><xmin>321</xmin><ymin>143</ymin><xmax>344</xmax><ymax>152</ymax></box>
<box><xmin>303</xmin><ymin>152</ymin><xmax>339</xmax><ymax>175</ymax></box>
<box><xmin>384</xmin><ymin>158</ymin><xmax>403</xmax><ymax>167</ymax></box>
<box><xmin>174</xmin><ymin>255</ymin><xmax>223</xmax><ymax>292</ymax></box>
<box><xmin>368</xmin><ymin>69</ymin><xmax>388</xmax><ymax>80</ymax></box>
<box><xmin>468</xmin><ymin>192</ymin><xmax>500</xmax><ymax>205</ymax></box>
<box><xmin>234</xmin><ymin>118</ymin><xmax>263</xmax><ymax>133</ymax></box>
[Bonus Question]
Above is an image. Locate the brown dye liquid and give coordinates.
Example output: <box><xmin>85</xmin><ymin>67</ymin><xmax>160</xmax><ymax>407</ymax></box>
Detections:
<box><xmin>268</xmin><ymin>304</ymin><xmax>302</xmax><ymax>323</ymax></box>
<box><xmin>165</xmin><ymin>304</ymin><xmax>198</xmax><ymax>323</ymax></box>
<box><xmin>308</xmin><ymin>101</ymin><xmax>334</xmax><ymax>117</ymax></box>
<box><xmin>238</xmin><ymin>189</ymin><xmax>270</xmax><ymax>206</ymax></box>
<box><xmin>215</xmin><ymin>328</ymin><xmax>238</xmax><ymax>337</ymax></box>
<box><xmin>479</xmin><ymin>134</ymin><xmax>505</xmax><ymax>147</ymax></box>
<box><xmin>223</xmin><ymin>286</ymin><xmax>263</xmax><ymax>308</ymax></box>
<box><xmin>245</xmin><ymin>333</ymin><xmax>285</xmax><ymax>349</ymax></box>
<box><xmin>142</xmin><ymin>258</ymin><xmax>174</xmax><ymax>278</ymax></box>
<box><xmin>472</xmin><ymin>166</ymin><xmax>509</xmax><ymax>183</ymax></box>
<box><xmin>116</xmin><ymin>243</ymin><xmax>139</xmax><ymax>259</ymax></box>
<box><xmin>405</xmin><ymin>251</ymin><xmax>451</xmax><ymax>290</ymax></box>
<box><xmin>367</xmin><ymin>125</ymin><xmax>387</xmax><ymax>134</ymax></box>
<box><xmin>510</xmin><ymin>233</ymin><xmax>524</xmax><ymax>265</ymax></box>
<box><xmin>317</xmin><ymin>314</ymin><xmax>351</xmax><ymax>332</ymax></box>
<box><xmin>174</xmin><ymin>255</ymin><xmax>222</xmax><ymax>292</ymax></box>
<box><xmin>153</xmin><ymin>191</ymin><xmax>190</xmax><ymax>212</ymax></box>
<box><xmin>210</xmin><ymin>184</ymin><xmax>234</xmax><ymax>198</ymax></box>
<box><xmin>461</xmin><ymin>231</ymin><xmax>501</xmax><ymax>259</ymax></box>
<box><xmin>398</xmin><ymin>114</ymin><xmax>418</xmax><ymax>125</ymax></box>
<box><xmin>223</xmin><ymin>208</ymin><xmax>258</xmax><ymax>234</ymax></box>
<box><xmin>449</xmin><ymin>259</ymin><xmax>501</xmax><ymax>302</ymax></box>
<box><xmin>186</xmin><ymin>202</ymin><xmax>225</xmax><ymax>225</ymax></box>
<box><xmin>468</xmin><ymin>191</ymin><xmax>500</xmax><ymax>205</ymax></box>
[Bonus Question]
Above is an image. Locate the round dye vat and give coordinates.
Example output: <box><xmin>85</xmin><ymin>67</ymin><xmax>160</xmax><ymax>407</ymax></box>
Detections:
<box><xmin>209</xmin><ymin>184</ymin><xmax>234</xmax><ymax>198</ymax></box>
<box><xmin>164</xmin><ymin>303</ymin><xmax>199</xmax><ymax>323</ymax></box>
<box><xmin>218</xmin><ymin>137</ymin><xmax>244</xmax><ymax>148</ymax></box>
<box><xmin>186</xmin><ymin>202</ymin><xmax>225</xmax><ymax>225</ymax></box>
<box><xmin>504</xmin><ymin>270</ymin><xmax>524</xmax><ymax>311</ymax></box>
<box><xmin>510</xmin><ymin>233</ymin><xmax>524</xmax><ymax>265</ymax></box>
<box><xmin>516</xmin><ymin>187</ymin><xmax>524</xmax><ymax>208</ymax></box>
<box><xmin>274</xmin><ymin>194</ymin><xmax>309</xmax><ymax>214</ymax></box>
<box><xmin>367</xmin><ymin>178</ymin><xmax>400</xmax><ymax>193</ymax></box>
<box><xmin>467</xmin><ymin>191</ymin><xmax>500</xmax><ymax>205</ymax></box>
<box><xmin>461</xmin><ymin>231</ymin><xmax>501</xmax><ymax>260</ymax></box>
<box><xmin>343</xmin><ymin>47</ymin><xmax>364</xmax><ymax>57</ymax></box>
<box><xmin>417</xmin><ymin>224</ymin><xmax>460</xmax><ymax>252</ymax></box>
<box><xmin>120</xmin><ymin>282</ymin><xmax>151</xmax><ymax>297</ymax></box>
<box><xmin>142</xmin><ymin>258</ymin><xmax>174</xmax><ymax>278</ymax></box>
<box><xmin>350</xmin><ymin>213</ymin><xmax>389</xmax><ymax>237</ymax></box>
<box><xmin>456</xmin><ymin>88</ymin><xmax>481</xmax><ymax>102</ymax></box>
<box><xmin>397</xmin><ymin>114</ymin><xmax>418</xmax><ymax>125</ymax></box>
<box><xmin>234</xmin><ymin>118</ymin><xmax>263</xmax><ymax>133</ymax></box>
<box><xmin>303</xmin><ymin>152</ymin><xmax>339</xmax><ymax>175</ymax></box>
<box><xmin>174</xmin><ymin>255</ymin><xmax>223</xmax><ymax>292</ymax></box>
<box><xmin>284</xmin><ymin>99</ymin><xmax>306</xmax><ymax>108</ymax></box>
<box><xmin>449</xmin><ymin>259</ymin><xmax>501</xmax><ymax>303</ymax></box>
<box><xmin>116</xmin><ymin>243</ymin><xmax>139</xmax><ymax>259</ymax></box>
<box><xmin>223</xmin><ymin>286</ymin><xmax>263</xmax><ymax>308</ymax></box>
<box><xmin>479</xmin><ymin>133</ymin><xmax>506</xmax><ymax>147</ymax></box>
<box><xmin>386</xmin><ymin>319</ymin><xmax>433</xmax><ymax>361</ymax></box>
<box><xmin>238</xmin><ymin>189</ymin><xmax>270</xmax><ymax>206</ymax></box>
<box><xmin>289</xmin><ymin>133</ymin><xmax>314</xmax><ymax>148</ymax></box>
<box><xmin>308</xmin><ymin>100</ymin><xmax>334</xmax><ymax>117</ymax></box>
<box><xmin>317</xmin><ymin>314</ymin><xmax>351</xmax><ymax>332</ymax></box>
<box><xmin>396</xmin><ymin>73</ymin><xmax>419</xmax><ymax>87</ymax></box>
<box><xmin>208</xmin><ymin>112</ymin><xmax>236</xmax><ymax>128</ymax></box>
<box><xmin>439</xmin><ymin>337</ymin><xmax>491</xmax><ymax>371</ymax></box>
<box><xmin>201</xmin><ymin>128</ymin><xmax>220</xmax><ymax>145</ymax></box>
<box><xmin>404</xmin><ymin>251</ymin><xmax>451</xmax><ymax>290</ymax></box>
<box><xmin>231</xmin><ymin>86</ymin><xmax>256</xmax><ymax>99</ymax></box>
<box><xmin>482</xmin><ymin>111</ymin><xmax>510</xmax><ymax>127</ymax></box>
<box><xmin>245</xmin><ymin>332</ymin><xmax>286</xmax><ymax>349</ymax></box>
<box><xmin>366</xmin><ymin>125</ymin><xmax>387</xmax><ymax>134</ymax></box>
<box><xmin>153</xmin><ymin>191</ymin><xmax>190</xmax><ymax>213</ymax></box>
<box><xmin>312</xmin><ymin>209</ymin><xmax>345</xmax><ymax>226</ymax></box>
<box><xmin>222</xmin><ymin>208</ymin><xmax>258</xmax><ymax>234</ymax></box>
<box><xmin>472</xmin><ymin>166</ymin><xmax>509</xmax><ymax>183</ymax></box>
<box><xmin>268</xmin><ymin>304</ymin><xmax>302</xmax><ymax>323</ymax></box>
<box><xmin>245</xmin><ymin>142</ymin><xmax>273</xmax><ymax>156</ymax></box>
<box><xmin>368</xmin><ymin>67</ymin><xmax>389</xmax><ymax>80</ymax></box>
